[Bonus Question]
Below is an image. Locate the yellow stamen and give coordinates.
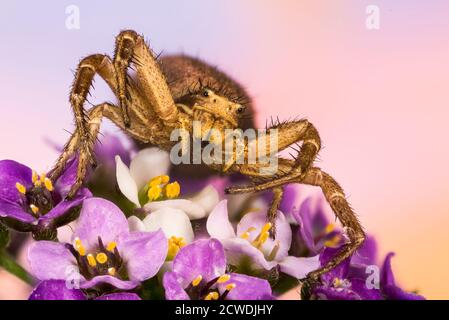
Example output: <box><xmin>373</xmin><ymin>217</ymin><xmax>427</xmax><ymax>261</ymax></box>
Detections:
<box><xmin>165</xmin><ymin>181</ymin><xmax>181</xmax><ymax>199</ymax></box>
<box><xmin>87</xmin><ymin>254</ymin><xmax>97</xmax><ymax>267</ymax></box>
<box><xmin>96</xmin><ymin>252</ymin><xmax>108</xmax><ymax>264</ymax></box>
<box><xmin>325</xmin><ymin>223</ymin><xmax>335</xmax><ymax>234</ymax></box>
<box><xmin>43</xmin><ymin>177</ymin><xmax>54</xmax><ymax>192</ymax></box>
<box><xmin>217</xmin><ymin>274</ymin><xmax>231</xmax><ymax>284</ymax></box>
<box><xmin>240</xmin><ymin>227</ymin><xmax>256</xmax><ymax>239</ymax></box>
<box><xmin>30</xmin><ymin>204</ymin><xmax>39</xmax><ymax>215</ymax></box>
<box><xmin>191</xmin><ymin>275</ymin><xmax>203</xmax><ymax>287</ymax></box>
<box><xmin>225</xmin><ymin>283</ymin><xmax>236</xmax><ymax>291</ymax></box>
<box><xmin>106</xmin><ymin>242</ymin><xmax>117</xmax><ymax>252</ymax></box>
<box><xmin>267</xmin><ymin>241</ymin><xmax>280</xmax><ymax>261</ymax></box>
<box><xmin>32</xmin><ymin>171</ymin><xmax>39</xmax><ymax>184</ymax></box>
<box><xmin>167</xmin><ymin>236</ymin><xmax>186</xmax><ymax>260</ymax></box>
<box><xmin>15</xmin><ymin>182</ymin><xmax>26</xmax><ymax>194</ymax></box>
<box><xmin>147</xmin><ymin>185</ymin><xmax>162</xmax><ymax>201</ymax></box>
<box><xmin>252</xmin><ymin>231</ymin><xmax>270</xmax><ymax>249</ymax></box>
<box><xmin>108</xmin><ymin>267</ymin><xmax>116</xmax><ymax>276</ymax></box>
<box><xmin>240</xmin><ymin>232</ymin><xmax>250</xmax><ymax>239</ymax></box>
<box><xmin>39</xmin><ymin>173</ymin><xmax>46</xmax><ymax>183</ymax></box>
<box><xmin>204</xmin><ymin>292</ymin><xmax>219</xmax><ymax>300</ymax></box>
<box><xmin>148</xmin><ymin>175</ymin><xmax>170</xmax><ymax>187</ymax></box>
<box><xmin>324</xmin><ymin>235</ymin><xmax>341</xmax><ymax>248</ymax></box>
<box><xmin>74</xmin><ymin>237</ymin><xmax>86</xmax><ymax>256</ymax></box>
<box><xmin>260</xmin><ymin>223</ymin><xmax>272</xmax><ymax>234</ymax></box>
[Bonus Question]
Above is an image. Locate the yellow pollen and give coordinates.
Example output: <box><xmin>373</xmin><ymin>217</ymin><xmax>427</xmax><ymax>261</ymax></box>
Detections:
<box><xmin>261</xmin><ymin>223</ymin><xmax>272</xmax><ymax>234</ymax></box>
<box><xmin>15</xmin><ymin>182</ymin><xmax>26</xmax><ymax>194</ymax></box>
<box><xmin>108</xmin><ymin>267</ymin><xmax>116</xmax><ymax>276</ymax></box>
<box><xmin>225</xmin><ymin>283</ymin><xmax>236</xmax><ymax>291</ymax></box>
<box><xmin>191</xmin><ymin>275</ymin><xmax>203</xmax><ymax>287</ymax></box>
<box><xmin>106</xmin><ymin>242</ymin><xmax>117</xmax><ymax>252</ymax></box>
<box><xmin>43</xmin><ymin>177</ymin><xmax>54</xmax><ymax>192</ymax></box>
<box><xmin>167</xmin><ymin>236</ymin><xmax>186</xmax><ymax>260</ymax></box>
<box><xmin>39</xmin><ymin>173</ymin><xmax>46</xmax><ymax>183</ymax></box>
<box><xmin>147</xmin><ymin>185</ymin><xmax>162</xmax><ymax>201</ymax></box>
<box><xmin>325</xmin><ymin>223</ymin><xmax>335</xmax><ymax>234</ymax></box>
<box><xmin>148</xmin><ymin>175</ymin><xmax>170</xmax><ymax>187</ymax></box>
<box><xmin>87</xmin><ymin>254</ymin><xmax>97</xmax><ymax>267</ymax></box>
<box><xmin>204</xmin><ymin>292</ymin><xmax>219</xmax><ymax>300</ymax></box>
<box><xmin>30</xmin><ymin>204</ymin><xmax>39</xmax><ymax>215</ymax></box>
<box><xmin>324</xmin><ymin>235</ymin><xmax>341</xmax><ymax>248</ymax></box>
<box><xmin>240</xmin><ymin>232</ymin><xmax>250</xmax><ymax>239</ymax></box>
<box><xmin>32</xmin><ymin>171</ymin><xmax>39</xmax><ymax>184</ymax></box>
<box><xmin>74</xmin><ymin>237</ymin><xmax>86</xmax><ymax>256</ymax></box>
<box><xmin>96</xmin><ymin>252</ymin><xmax>108</xmax><ymax>264</ymax></box>
<box><xmin>165</xmin><ymin>181</ymin><xmax>181</xmax><ymax>199</ymax></box>
<box><xmin>217</xmin><ymin>274</ymin><xmax>231</xmax><ymax>284</ymax></box>
<box><xmin>252</xmin><ymin>231</ymin><xmax>270</xmax><ymax>249</ymax></box>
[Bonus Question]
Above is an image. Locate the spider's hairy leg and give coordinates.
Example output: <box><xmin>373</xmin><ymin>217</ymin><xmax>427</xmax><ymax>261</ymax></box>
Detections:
<box><xmin>50</xmin><ymin>103</ymin><xmax>123</xmax><ymax>196</ymax></box>
<box><xmin>113</xmin><ymin>30</ymin><xmax>178</xmax><ymax>126</ymax></box>
<box><xmin>50</xmin><ymin>54</ymin><xmax>117</xmax><ymax>181</ymax></box>
<box><xmin>300</xmin><ymin>167</ymin><xmax>365</xmax><ymax>282</ymax></box>
<box><xmin>226</xmin><ymin>119</ymin><xmax>321</xmax><ymax>194</ymax></box>
<box><xmin>267</xmin><ymin>186</ymin><xmax>284</xmax><ymax>235</ymax></box>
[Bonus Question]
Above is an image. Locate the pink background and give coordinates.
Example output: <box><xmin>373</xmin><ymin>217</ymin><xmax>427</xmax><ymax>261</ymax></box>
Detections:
<box><xmin>1</xmin><ymin>1</ymin><xmax>448</xmax><ymax>299</ymax></box>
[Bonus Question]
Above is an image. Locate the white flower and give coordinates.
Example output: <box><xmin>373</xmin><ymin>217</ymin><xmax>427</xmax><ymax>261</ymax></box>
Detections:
<box><xmin>115</xmin><ymin>147</ymin><xmax>220</xmax><ymax>219</ymax></box>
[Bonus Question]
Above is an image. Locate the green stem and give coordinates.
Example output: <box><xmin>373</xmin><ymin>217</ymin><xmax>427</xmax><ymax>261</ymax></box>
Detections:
<box><xmin>0</xmin><ymin>250</ymin><xmax>34</xmax><ymax>286</ymax></box>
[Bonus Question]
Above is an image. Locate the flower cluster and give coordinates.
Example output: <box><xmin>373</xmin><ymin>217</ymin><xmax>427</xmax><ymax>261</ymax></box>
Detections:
<box><xmin>0</xmin><ymin>134</ymin><xmax>424</xmax><ymax>300</ymax></box>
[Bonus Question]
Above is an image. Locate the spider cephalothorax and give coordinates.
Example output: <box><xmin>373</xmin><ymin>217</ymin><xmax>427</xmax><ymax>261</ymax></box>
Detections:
<box><xmin>49</xmin><ymin>30</ymin><xmax>365</xmax><ymax>287</ymax></box>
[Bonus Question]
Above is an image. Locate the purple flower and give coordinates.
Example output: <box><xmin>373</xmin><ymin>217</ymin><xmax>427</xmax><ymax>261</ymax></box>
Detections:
<box><xmin>163</xmin><ymin>239</ymin><xmax>273</xmax><ymax>300</ymax></box>
<box><xmin>313</xmin><ymin>244</ymin><xmax>425</xmax><ymax>300</ymax></box>
<box><xmin>380</xmin><ymin>252</ymin><xmax>425</xmax><ymax>300</ymax></box>
<box><xmin>206</xmin><ymin>200</ymin><xmax>320</xmax><ymax>279</ymax></box>
<box><xmin>312</xmin><ymin>246</ymin><xmax>383</xmax><ymax>300</ymax></box>
<box><xmin>28</xmin><ymin>197</ymin><xmax>167</xmax><ymax>291</ymax></box>
<box><xmin>0</xmin><ymin>159</ymin><xmax>91</xmax><ymax>239</ymax></box>
<box><xmin>29</xmin><ymin>280</ymin><xmax>140</xmax><ymax>300</ymax></box>
<box><xmin>291</xmin><ymin>196</ymin><xmax>343</xmax><ymax>255</ymax></box>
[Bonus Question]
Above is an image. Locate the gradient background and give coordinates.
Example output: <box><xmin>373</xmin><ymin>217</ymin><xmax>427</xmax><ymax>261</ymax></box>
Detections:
<box><xmin>1</xmin><ymin>0</ymin><xmax>448</xmax><ymax>299</ymax></box>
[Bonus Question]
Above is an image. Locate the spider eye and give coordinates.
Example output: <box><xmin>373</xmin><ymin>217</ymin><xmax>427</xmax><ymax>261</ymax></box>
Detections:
<box><xmin>202</xmin><ymin>90</ymin><xmax>209</xmax><ymax>97</ymax></box>
<box><xmin>236</xmin><ymin>106</ymin><xmax>246</xmax><ymax>114</ymax></box>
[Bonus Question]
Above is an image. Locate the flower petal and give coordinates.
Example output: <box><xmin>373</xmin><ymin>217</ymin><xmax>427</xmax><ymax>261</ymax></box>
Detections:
<box><xmin>236</xmin><ymin>210</ymin><xmax>291</xmax><ymax>261</ymax></box>
<box><xmin>54</xmin><ymin>157</ymin><xmax>78</xmax><ymax>198</ymax></box>
<box><xmin>319</xmin><ymin>246</ymin><xmax>351</xmax><ymax>284</ymax></box>
<box><xmin>95</xmin><ymin>292</ymin><xmax>141</xmax><ymax>300</ymax></box>
<box><xmin>129</xmin><ymin>148</ymin><xmax>170</xmax><ymax>190</ymax></box>
<box><xmin>0</xmin><ymin>160</ymin><xmax>32</xmax><ymax>203</ymax></box>
<box><xmin>172</xmin><ymin>239</ymin><xmax>226</xmax><ymax>286</ymax></box>
<box><xmin>190</xmin><ymin>185</ymin><xmax>219</xmax><ymax>213</ymax></box>
<box><xmin>142</xmin><ymin>208</ymin><xmax>194</xmax><ymax>243</ymax></box>
<box><xmin>95</xmin><ymin>134</ymin><xmax>134</xmax><ymax>169</ymax></box>
<box><xmin>352</xmin><ymin>235</ymin><xmax>378</xmax><ymax>266</ymax></box>
<box><xmin>72</xmin><ymin>198</ymin><xmax>129</xmax><ymax>251</ymax></box>
<box><xmin>128</xmin><ymin>215</ymin><xmax>146</xmax><ymax>232</ymax></box>
<box><xmin>291</xmin><ymin>197</ymin><xmax>315</xmax><ymax>252</ymax></box>
<box><xmin>144</xmin><ymin>199</ymin><xmax>206</xmax><ymax>220</ymax></box>
<box><xmin>0</xmin><ymin>199</ymin><xmax>35</xmax><ymax>230</ymax></box>
<box><xmin>221</xmin><ymin>237</ymin><xmax>277</xmax><ymax>271</ymax></box>
<box><xmin>313</xmin><ymin>285</ymin><xmax>360</xmax><ymax>300</ymax></box>
<box><xmin>118</xmin><ymin>230</ymin><xmax>167</xmax><ymax>282</ymax></box>
<box><xmin>29</xmin><ymin>280</ymin><xmax>86</xmax><ymax>300</ymax></box>
<box><xmin>278</xmin><ymin>255</ymin><xmax>320</xmax><ymax>279</ymax></box>
<box><xmin>116</xmin><ymin>155</ymin><xmax>140</xmax><ymax>207</ymax></box>
<box><xmin>28</xmin><ymin>241</ymin><xmax>77</xmax><ymax>280</ymax></box>
<box><xmin>39</xmin><ymin>188</ymin><xmax>91</xmax><ymax>228</ymax></box>
<box><xmin>218</xmin><ymin>273</ymin><xmax>273</xmax><ymax>300</ymax></box>
<box><xmin>80</xmin><ymin>275</ymin><xmax>139</xmax><ymax>290</ymax></box>
<box><xmin>380</xmin><ymin>252</ymin><xmax>425</xmax><ymax>300</ymax></box>
<box><xmin>206</xmin><ymin>200</ymin><xmax>235</xmax><ymax>240</ymax></box>
<box><xmin>163</xmin><ymin>271</ymin><xmax>190</xmax><ymax>300</ymax></box>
